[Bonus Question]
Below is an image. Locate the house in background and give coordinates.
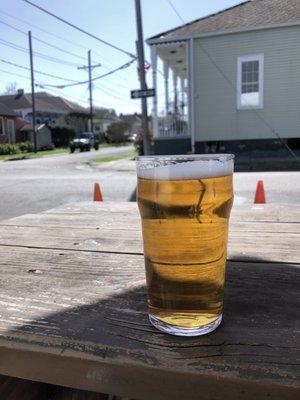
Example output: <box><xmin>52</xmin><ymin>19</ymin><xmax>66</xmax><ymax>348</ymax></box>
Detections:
<box><xmin>0</xmin><ymin>90</ymin><xmax>89</xmax><ymax>135</ymax></box>
<box><xmin>93</xmin><ymin>108</ymin><xmax>119</xmax><ymax>133</ymax></box>
<box><xmin>19</xmin><ymin>123</ymin><xmax>52</xmax><ymax>150</ymax></box>
<box><xmin>119</xmin><ymin>113</ymin><xmax>141</xmax><ymax>138</ymax></box>
<box><xmin>0</xmin><ymin>103</ymin><xmax>17</xmax><ymax>144</ymax></box>
<box><xmin>147</xmin><ymin>0</ymin><xmax>300</xmax><ymax>155</ymax></box>
<box><xmin>35</xmin><ymin>92</ymin><xmax>89</xmax><ymax>134</ymax></box>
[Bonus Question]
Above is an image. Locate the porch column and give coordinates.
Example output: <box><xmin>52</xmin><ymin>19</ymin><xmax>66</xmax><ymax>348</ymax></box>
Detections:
<box><xmin>180</xmin><ymin>76</ymin><xmax>185</xmax><ymax>115</ymax></box>
<box><xmin>163</xmin><ymin>61</ymin><xmax>169</xmax><ymax>114</ymax></box>
<box><xmin>187</xmin><ymin>38</ymin><xmax>195</xmax><ymax>152</ymax></box>
<box><xmin>150</xmin><ymin>45</ymin><xmax>159</xmax><ymax>138</ymax></box>
<box><xmin>173</xmin><ymin>70</ymin><xmax>178</xmax><ymax>114</ymax></box>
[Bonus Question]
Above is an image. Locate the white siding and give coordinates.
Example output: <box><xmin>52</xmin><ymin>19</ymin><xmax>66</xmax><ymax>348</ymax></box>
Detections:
<box><xmin>194</xmin><ymin>25</ymin><xmax>300</xmax><ymax>141</ymax></box>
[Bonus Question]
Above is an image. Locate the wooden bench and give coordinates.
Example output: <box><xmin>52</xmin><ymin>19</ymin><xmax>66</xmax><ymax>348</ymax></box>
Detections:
<box><xmin>0</xmin><ymin>202</ymin><xmax>299</xmax><ymax>399</ymax></box>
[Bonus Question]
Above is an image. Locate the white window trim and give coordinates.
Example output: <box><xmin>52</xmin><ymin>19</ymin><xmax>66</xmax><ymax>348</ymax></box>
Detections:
<box><xmin>0</xmin><ymin>117</ymin><xmax>4</xmax><ymax>135</ymax></box>
<box><xmin>237</xmin><ymin>53</ymin><xmax>264</xmax><ymax>110</ymax></box>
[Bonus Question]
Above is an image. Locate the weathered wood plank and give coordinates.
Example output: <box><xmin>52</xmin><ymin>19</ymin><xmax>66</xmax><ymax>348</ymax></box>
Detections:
<box><xmin>1</xmin><ymin>212</ymin><xmax>299</xmax><ymax>234</ymax></box>
<box><xmin>0</xmin><ymin>245</ymin><xmax>299</xmax><ymax>399</ymax></box>
<box><xmin>39</xmin><ymin>201</ymin><xmax>300</xmax><ymax>223</ymax></box>
<box><xmin>0</xmin><ymin>222</ymin><xmax>299</xmax><ymax>263</ymax></box>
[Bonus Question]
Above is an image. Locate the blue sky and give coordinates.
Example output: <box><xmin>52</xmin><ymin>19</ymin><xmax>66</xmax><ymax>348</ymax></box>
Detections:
<box><xmin>0</xmin><ymin>0</ymin><xmax>243</xmax><ymax>114</ymax></box>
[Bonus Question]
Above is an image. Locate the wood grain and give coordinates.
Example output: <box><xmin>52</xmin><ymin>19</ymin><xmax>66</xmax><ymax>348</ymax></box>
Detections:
<box><xmin>0</xmin><ymin>202</ymin><xmax>299</xmax><ymax>399</ymax></box>
<box><xmin>38</xmin><ymin>201</ymin><xmax>300</xmax><ymax>223</ymax></box>
<box><xmin>0</xmin><ymin>219</ymin><xmax>299</xmax><ymax>263</ymax></box>
<box><xmin>0</xmin><ymin>245</ymin><xmax>299</xmax><ymax>399</ymax></box>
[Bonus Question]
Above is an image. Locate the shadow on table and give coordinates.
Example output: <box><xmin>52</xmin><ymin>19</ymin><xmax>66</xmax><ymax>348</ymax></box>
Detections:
<box><xmin>129</xmin><ymin>187</ymin><xmax>136</xmax><ymax>202</ymax></box>
<box><xmin>7</xmin><ymin>258</ymin><xmax>299</xmax><ymax>352</ymax></box>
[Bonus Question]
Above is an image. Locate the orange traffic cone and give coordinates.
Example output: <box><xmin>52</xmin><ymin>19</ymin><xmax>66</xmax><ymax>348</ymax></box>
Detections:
<box><xmin>93</xmin><ymin>183</ymin><xmax>103</xmax><ymax>202</ymax></box>
<box><xmin>254</xmin><ymin>180</ymin><xmax>266</xmax><ymax>204</ymax></box>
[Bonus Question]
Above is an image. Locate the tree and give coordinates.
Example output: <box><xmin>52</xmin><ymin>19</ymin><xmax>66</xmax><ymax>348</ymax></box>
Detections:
<box><xmin>107</xmin><ymin>121</ymin><xmax>130</xmax><ymax>143</ymax></box>
<box><xmin>3</xmin><ymin>82</ymin><xmax>18</xmax><ymax>94</ymax></box>
<box><xmin>94</xmin><ymin>107</ymin><xmax>117</xmax><ymax>119</ymax></box>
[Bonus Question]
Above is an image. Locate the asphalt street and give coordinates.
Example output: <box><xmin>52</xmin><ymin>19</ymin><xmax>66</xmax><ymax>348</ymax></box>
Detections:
<box><xmin>0</xmin><ymin>147</ymin><xmax>299</xmax><ymax>221</ymax></box>
<box><xmin>0</xmin><ymin>146</ymin><xmax>137</xmax><ymax>220</ymax></box>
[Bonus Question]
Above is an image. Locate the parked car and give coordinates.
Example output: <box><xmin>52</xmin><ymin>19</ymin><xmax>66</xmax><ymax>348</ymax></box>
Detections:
<box><xmin>128</xmin><ymin>133</ymin><xmax>137</xmax><ymax>142</ymax></box>
<box><xmin>69</xmin><ymin>132</ymin><xmax>99</xmax><ymax>152</ymax></box>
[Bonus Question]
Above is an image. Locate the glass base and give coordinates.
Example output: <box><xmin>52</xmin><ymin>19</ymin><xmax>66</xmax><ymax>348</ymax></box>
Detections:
<box><xmin>149</xmin><ymin>314</ymin><xmax>222</xmax><ymax>337</ymax></box>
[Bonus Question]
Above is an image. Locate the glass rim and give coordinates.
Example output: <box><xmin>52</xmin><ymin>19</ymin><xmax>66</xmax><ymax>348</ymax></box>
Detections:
<box><xmin>136</xmin><ymin>154</ymin><xmax>235</xmax><ymax>162</ymax></box>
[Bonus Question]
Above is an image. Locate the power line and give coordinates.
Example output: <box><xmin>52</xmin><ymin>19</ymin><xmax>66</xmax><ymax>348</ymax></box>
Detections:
<box><xmin>0</xmin><ymin>10</ymin><xmax>103</xmax><ymax>59</ymax></box>
<box><xmin>0</xmin><ymin>10</ymin><xmax>132</xmax><ymax>83</ymax></box>
<box><xmin>0</xmin><ymin>69</ymin><xmax>89</xmax><ymax>107</ymax></box>
<box><xmin>0</xmin><ymin>59</ymin><xmax>79</xmax><ymax>82</ymax></box>
<box><xmin>22</xmin><ymin>0</ymin><xmax>136</xmax><ymax>59</ymax></box>
<box><xmin>0</xmin><ymin>19</ymin><xmax>87</xmax><ymax>62</ymax></box>
<box><xmin>95</xmin><ymin>81</ymin><xmax>129</xmax><ymax>97</ymax></box>
<box><xmin>0</xmin><ymin>67</ymin><xmax>31</xmax><ymax>81</ymax></box>
<box><xmin>0</xmin><ymin>38</ymin><xmax>79</xmax><ymax>67</ymax></box>
<box><xmin>166</xmin><ymin>0</ymin><xmax>185</xmax><ymax>23</ymax></box>
<box><xmin>94</xmin><ymin>84</ymin><xmax>128</xmax><ymax>103</ymax></box>
<box><xmin>0</xmin><ymin>67</ymin><xmax>132</xmax><ymax>108</ymax></box>
<box><xmin>36</xmin><ymin>59</ymin><xmax>136</xmax><ymax>89</ymax></box>
<box><xmin>0</xmin><ymin>67</ymin><xmax>83</xmax><ymax>102</ymax></box>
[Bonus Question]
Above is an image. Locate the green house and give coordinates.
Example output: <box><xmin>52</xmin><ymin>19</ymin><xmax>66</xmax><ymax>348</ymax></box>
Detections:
<box><xmin>147</xmin><ymin>0</ymin><xmax>300</xmax><ymax>155</ymax></box>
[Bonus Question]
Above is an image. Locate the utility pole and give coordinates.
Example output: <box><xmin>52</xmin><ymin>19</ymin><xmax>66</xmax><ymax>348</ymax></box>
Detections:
<box><xmin>78</xmin><ymin>51</ymin><xmax>101</xmax><ymax>133</ymax></box>
<box><xmin>135</xmin><ymin>0</ymin><xmax>151</xmax><ymax>155</ymax></box>
<box><xmin>28</xmin><ymin>30</ymin><xmax>37</xmax><ymax>153</ymax></box>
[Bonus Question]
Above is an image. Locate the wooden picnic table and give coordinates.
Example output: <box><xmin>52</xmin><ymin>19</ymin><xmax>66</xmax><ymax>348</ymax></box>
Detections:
<box><xmin>0</xmin><ymin>202</ymin><xmax>299</xmax><ymax>400</ymax></box>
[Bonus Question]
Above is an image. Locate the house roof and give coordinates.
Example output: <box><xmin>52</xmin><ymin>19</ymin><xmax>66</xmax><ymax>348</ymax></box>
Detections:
<box><xmin>35</xmin><ymin>92</ymin><xmax>89</xmax><ymax>115</ymax></box>
<box><xmin>148</xmin><ymin>0</ymin><xmax>300</xmax><ymax>42</ymax></box>
<box><xmin>119</xmin><ymin>113</ymin><xmax>141</xmax><ymax>125</ymax></box>
<box><xmin>0</xmin><ymin>92</ymin><xmax>89</xmax><ymax>115</ymax></box>
<box><xmin>93</xmin><ymin>107</ymin><xmax>118</xmax><ymax>119</ymax></box>
<box><xmin>20</xmin><ymin>123</ymin><xmax>49</xmax><ymax>132</ymax></box>
<box><xmin>0</xmin><ymin>92</ymin><xmax>65</xmax><ymax>114</ymax></box>
<box><xmin>0</xmin><ymin>102</ymin><xmax>17</xmax><ymax>117</ymax></box>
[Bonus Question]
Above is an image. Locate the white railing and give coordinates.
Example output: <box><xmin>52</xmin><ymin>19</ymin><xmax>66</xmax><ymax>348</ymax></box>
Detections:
<box><xmin>158</xmin><ymin>114</ymin><xmax>189</xmax><ymax>138</ymax></box>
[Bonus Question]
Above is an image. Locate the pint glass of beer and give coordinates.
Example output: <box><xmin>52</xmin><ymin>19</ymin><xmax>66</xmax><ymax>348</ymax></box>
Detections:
<box><xmin>136</xmin><ymin>154</ymin><xmax>234</xmax><ymax>336</ymax></box>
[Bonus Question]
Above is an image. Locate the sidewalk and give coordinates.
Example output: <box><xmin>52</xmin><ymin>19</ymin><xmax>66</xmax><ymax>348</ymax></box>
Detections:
<box><xmin>90</xmin><ymin>158</ymin><xmax>136</xmax><ymax>172</ymax></box>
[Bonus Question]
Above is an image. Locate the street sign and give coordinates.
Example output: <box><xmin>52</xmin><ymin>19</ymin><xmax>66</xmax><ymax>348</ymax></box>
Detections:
<box><xmin>130</xmin><ymin>88</ymin><xmax>155</xmax><ymax>99</ymax></box>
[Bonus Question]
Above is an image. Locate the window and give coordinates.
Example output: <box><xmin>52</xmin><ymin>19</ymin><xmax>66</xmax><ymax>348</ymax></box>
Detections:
<box><xmin>237</xmin><ymin>54</ymin><xmax>264</xmax><ymax>109</ymax></box>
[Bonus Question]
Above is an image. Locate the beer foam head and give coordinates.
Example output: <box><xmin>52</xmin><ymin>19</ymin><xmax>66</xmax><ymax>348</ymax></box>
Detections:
<box><xmin>137</xmin><ymin>154</ymin><xmax>234</xmax><ymax>180</ymax></box>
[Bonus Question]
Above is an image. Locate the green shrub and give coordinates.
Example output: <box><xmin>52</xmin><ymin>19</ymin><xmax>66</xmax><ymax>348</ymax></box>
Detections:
<box><xmin>107</xmin><ymin>121</ymin><xmax>129</xmax><ymax>143</ymax></box>
<box><xmin>18</xmin><ymin>141</ymin><xmax>35</xmax><ymax>153</ymax></box>
<box><xmin>50</xmin><ymin>126</ymin><xmax>75</xmax><ymax>147</ymax></box>
<box><xmin>40</xmin><ymin>143</ymin><xmax>55</xmax><ymax>151</ymax></box>
<box><xmin>0</xmin><ymin>144</ymin><xmax>21</xmax><ymax>155</ymax></box>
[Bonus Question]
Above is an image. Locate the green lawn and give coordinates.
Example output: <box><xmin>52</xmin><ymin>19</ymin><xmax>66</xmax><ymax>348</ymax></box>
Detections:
<box><xmin>90</xmin><ymin>150</ymin><xmax>137</xmax><ymax>164</ymax></box>
<box><xmin>0</xmin><ymin>147</ymin><xmax>69</xmax><ymax>161</ymax></box>
<box><xmin>100</xmin><ymin>142</ymin><xmax>132</xmax><ymax>148</ymax></box>
<box><xmin>0</xmin><ymin>142</ymin><xmax>133</xmax><ymax>162</ymax></box>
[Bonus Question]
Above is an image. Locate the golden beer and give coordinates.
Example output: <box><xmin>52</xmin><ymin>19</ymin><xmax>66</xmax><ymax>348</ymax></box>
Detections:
<box><xmin>137</xmin><ymin>155</ymin><xmax>234</xmax><ymax>336</ymax></box>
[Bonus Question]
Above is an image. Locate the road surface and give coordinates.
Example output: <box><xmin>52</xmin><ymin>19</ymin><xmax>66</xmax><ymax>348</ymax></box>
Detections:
<box><xmin>0</xmin><ymin>146</ymin><xmax>136</xmax><ymax>220</ymax></box>
<box><xmin>0</xmin><ymin>148</ymin><xmax>299</xmax><ymax>220</ymax></box>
